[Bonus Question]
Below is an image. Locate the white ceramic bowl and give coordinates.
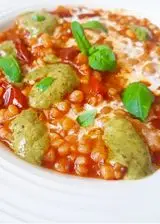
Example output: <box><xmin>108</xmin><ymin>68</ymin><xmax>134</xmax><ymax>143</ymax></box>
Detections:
<box><xmin>1</xmin><ymin>0</ymin><xmax>160</xmax><ymax>222</ymax></box>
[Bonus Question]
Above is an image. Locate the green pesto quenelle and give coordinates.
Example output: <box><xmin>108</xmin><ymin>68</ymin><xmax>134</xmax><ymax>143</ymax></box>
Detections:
<box><xmin>16</xmin><ymin>11</ymin><xmax>58</xmax><ymax>37</ymax></box>
<box><xmin>103</xmin><ymin>116</ymin><xmax>153</xmax><ymax>179</ymax></box>
<box><xmin>10</xmin><ymin>109</ymin><xmax>49</xmax><ymax>165</ymax></box>
<box><xmin>25</xmin><ymin>63</ymin><xmax>79</xmax><ymax>109</ymax></box>
<box><xmin>0</xmin><ymin>40</ymin><xmax>17</xmax><ymax>57</ymax></box>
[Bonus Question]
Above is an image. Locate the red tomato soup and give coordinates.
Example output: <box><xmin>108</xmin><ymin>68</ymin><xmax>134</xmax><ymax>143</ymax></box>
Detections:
<box><xmin>0</xmin><ymin>6</ymin><xmax>160</xmax><ymax>180</ymax></box>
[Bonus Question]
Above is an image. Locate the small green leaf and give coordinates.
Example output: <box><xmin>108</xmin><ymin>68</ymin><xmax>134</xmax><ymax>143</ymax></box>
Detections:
<box><xmin>77</xmin><ymin>109</ymin><xmax>97</xmax><ymax>127</ymax></box>
<box><xmin>82</xmin><ymin>21</ymin><xmax>108</xmax><ymax>33</ymax></box>
<box><xmin>71</xmin><ymin>21</ymin><xmax>91</xmax><ymax>55</ymax></box>
<box><xmin>36</xmin><ymin>77</ymin><xmax>55</xmax><ymax>91</ymax></box>
<box><xmin>131</xmin><ymin>25</ymin><xmax>152</xmax><ymax>41</ymax></box>
<box><xmin>32</xmin><ymin>14</ymin><xmax>46</xmax><ymax>22</ymax></box>
<box><xmin>0</xmin><ymin>55</ymin><xmax>21</xmax><ymax>83</ymax></box>
<box><xmin>88</xmin><ymin>45</ymin><xmax>116</xmax><ymax>72</ymax></box>
<box><xmin>122</xmin><ymin>82</ymin><xmax>154</xmax><ymax>121</ymax></box>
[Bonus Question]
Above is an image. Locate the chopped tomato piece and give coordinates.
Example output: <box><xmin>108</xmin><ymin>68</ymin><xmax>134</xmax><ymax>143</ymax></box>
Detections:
<box><xmin>52</xmin><ymin>6</ymin><xmax>72</xmax><ymax>17</ymax></box>
<box><xmin>78</xmin><ymin>12</ymin><xmax>100</xmax><ymax>19</ymax></box>
<box><xmin>43</xmin><ymin>148</ymin><xmax>56</xmax><ymax>168</ymax></box>
<box><xmin>89</xmin><ymin>75</ymin><xmax>106</xmax><ymax>95</ymax></box>
<box><xmin>152</xmin><ymin>151</ymin><xmax>160</xmax><ymax>166</ymax></box>
<box><xmin>14</xmin><ymin>39</ymin><xmax>33</xmax><ymax>65</ymax></box>
<box><xmin>3</xmin><ymin>85</ymin><xmax>28</xmax><ymax>109</ymax></box>
<box><xmin>58</xmin><ymin>47</ymin><xmax>79</xmax><ymax>61</ymax></box>
<box><xmin>154</xmin><ymin>105</ymin><xmax>160</xmax><ymax>118</ymax></box>
<box><xmin>151</xmin><ymin>118</ymin><xmax>160</xmax><ymax>129</ymax></box>
<box><xmin>0</xmin><ymin>81</ymin><xmax>8</xmax><ymax>89</ymax></box>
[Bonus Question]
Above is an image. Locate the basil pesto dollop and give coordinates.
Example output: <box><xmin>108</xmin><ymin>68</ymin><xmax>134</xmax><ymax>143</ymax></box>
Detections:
<box><xmin>16</xmin><ymin>11</ymin><xmax>58</xmax><ymax>37</ymax></box>
<box><xmin>103</xmin><ymin>116</ymin><xmax>153</xmax><ymax>180</ymax></box>
<box><xmin>25</xmin><ymin>63</ymin><xmax>79</xmax><ymax>109</ymax></box>
<box><xmin>10</xmin><ymin>109</ymin><xmax>49</xmax><ymax>165</ymax></box>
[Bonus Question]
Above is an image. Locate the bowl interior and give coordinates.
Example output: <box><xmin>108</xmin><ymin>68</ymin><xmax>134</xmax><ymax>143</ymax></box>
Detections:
<box><xmin>1</xmin><ymin>1</ymin><xmax>160</xmax><ymax>222</ymax></box>
<box><xmin>0</xmin><ymin>0</ymin><xmax>160</xmax><ymax>193</ymax></box>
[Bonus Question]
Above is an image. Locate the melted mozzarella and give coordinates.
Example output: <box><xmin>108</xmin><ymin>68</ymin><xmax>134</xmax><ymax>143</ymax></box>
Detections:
<box><xmin>66</xmin><ymin>99</ymin><xmax>123</xmax><ymax>141</ymax></box>
<box><xmin>127</xmin><ymin>52</ymin><xmax>160</xmax><ymax>95</ymax></box>
<box><xmin>65</xmin><ymin>38</ymin><xmax>77</xmax><ymax>47</ymax></box>
<box><xmin>107</xmin><ymin>31</ymin><xmax>144</xmax><ymax>58</ymax></box>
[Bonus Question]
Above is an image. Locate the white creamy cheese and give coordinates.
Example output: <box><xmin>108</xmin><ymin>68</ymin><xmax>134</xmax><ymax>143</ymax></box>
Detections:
<box><xmin>107</xmin><ymin>31</ymin><xmax>144</xmax><ymax>58</ymax></box>
<box><xmin>66</xmin><ymin>99</ymin><xmax>123</xmax><ymax>140</ymax></box>
<box><xmin>127</xmin><ymin>52</ymin><xmax>160</xmax><ymax>94</ymax></box>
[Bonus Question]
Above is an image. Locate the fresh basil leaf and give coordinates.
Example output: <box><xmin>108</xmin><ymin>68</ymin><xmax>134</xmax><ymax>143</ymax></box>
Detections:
<box><xmin>131</xmin><ymin>25</ymin><xmax>152</xmax><ymax>41</ymax></box>
<box><xmin>71</xmin><ymin>21</ymin><xmax>91</xmax><ymax>55</ymax></box>
<box><xmin>32</xmin><ymin>14</ymin><xmax>46</xmax><ymax>22</ymax></box>
<box><xmin>82</xmin><ymin>21</ymin><xmax>108</xmax><ymax>33</ymax></box>
<box><xmin>77</xmin><ymin>109</ymin><xmax>97</xmax><ymax>127</ymax></box>
<box><xmin>122</xmin><ymin>82</ymin><xmax>154</xmax><ymax>121</ymax></box>
<box><xmin>0</xmin><ymin>55</ymin><xmax>21</xmax><ymax>83</ymax></box>
<box><xmin>88</xmin><ymin>45</ymin><xmax>116</xmax><ymax>72</ymax></box>
<box><xmin>36</xmin><ymin>77</ymin><xmax>55</xmax><ymax>91</ymax></box>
